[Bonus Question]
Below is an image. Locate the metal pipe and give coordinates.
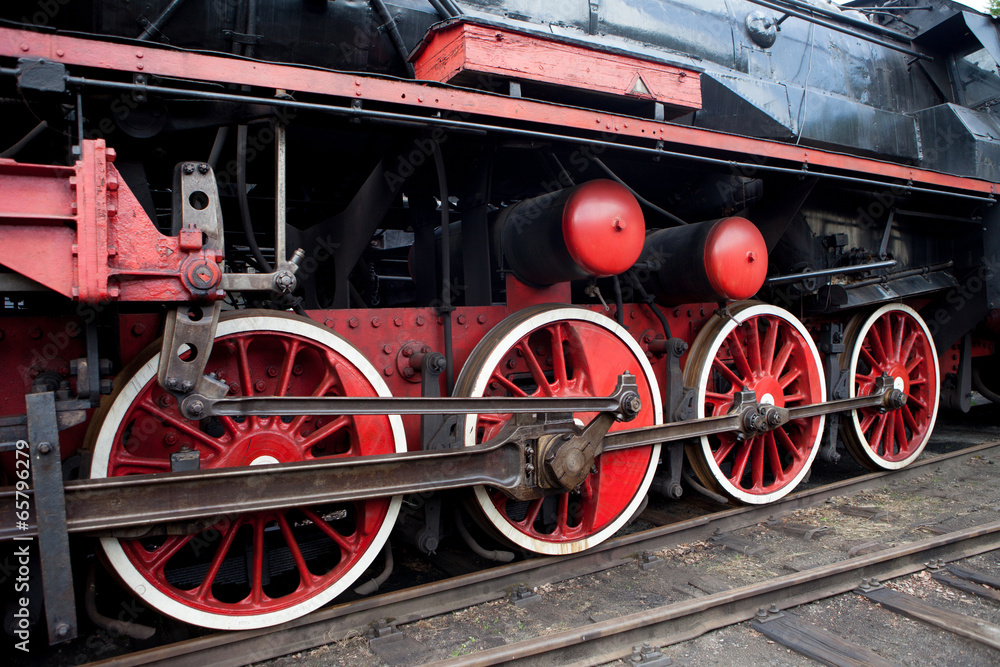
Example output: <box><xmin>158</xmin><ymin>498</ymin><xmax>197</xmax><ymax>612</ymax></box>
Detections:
<box><xmin>432</xmin><ymin>142</ymin><xmax>455</xmax><ymax>393</ymax></box>
<box><xmin>353</xmin><ymin>541</ymin><xmax>394</xmax><ymax>595</ymax></box>
<box><xmin>454</xmin><ymin>507</ymin><xmax>515</xmax><ymax>562</ymax></box>
<box><xmin>682</xmin><ymin>472</ymin><xmax>730</xmax><ymax>505</ymax></box>
<box><xmin>746</xmin><ymin>0</ymin><xmax>928</xmax><ymax>59</ymax></box>
<box><xmin>755</xmin><ymin>0</ymin><xmax>914</xmax><ymax>42</ymax></box>
<box><xmin>237</xmin><ymin>125</ymin><xmax>274</xmax><ymax>273</ymax></box>
<box><xmin>371</xmin><ymin>0</ymin><xmax>416</xmax><ymax>78</ymax></box>
<box><xmin>85</xmin><ymin>564</ymin><xmax>156</xmax><ymax>640</ymax></box>
<box><xmin>274</xmin><ymin>122</ymin><xmax>287</xmax><ymax>266</ymax></box>
<box><xmin>0</xmin><ymin>120</ymin><xmax>47</xmax><ymax>158</ymax></box>
<box><xmin>38</xmin><ymin>74</ymin><xmax>996</xmax><ymax>205</ymax></box>
<box><xmin>207</xmin><ymin>126</ymin><xmax>229</xmax><ymax>169</ymax></box>
<box><xmin>592</xmin><ymin>158</ymin><xmax>687</xmax><ymax>226</ymax></box>
<box><xmin>427</xmin><ymin>0</ymin><xmax>452</xmax><ymax>20</ymax></box>
<box><xmin>137</xmin><ymin>0</ymin><xmax>188</xmax><ymax>41</ymax></box>
<box><xmin>844</xmin><ymin>260</ymin><xmax>954</xmax><ymax>289</ymax></box>
<box><xmin>765</xmin><ymin>259</ymin><xmax>897</xmax><ymax>285</ymax></box>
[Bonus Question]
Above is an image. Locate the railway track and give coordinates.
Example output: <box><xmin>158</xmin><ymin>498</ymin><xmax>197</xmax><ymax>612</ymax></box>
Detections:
<box><xmin>84</xmin><ymin>439</ymin><xmax>1000</xmax><ymax>667</ymax></box>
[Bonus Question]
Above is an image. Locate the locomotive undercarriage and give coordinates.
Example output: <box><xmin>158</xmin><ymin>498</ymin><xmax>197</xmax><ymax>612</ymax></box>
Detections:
<box><xmin>1</xmin><ymin>13</ymin><xmax>997</xmax><ymax>644</ymax></box>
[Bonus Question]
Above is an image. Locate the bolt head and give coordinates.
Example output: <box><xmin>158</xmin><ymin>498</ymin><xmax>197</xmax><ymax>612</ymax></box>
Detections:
<box><xmin>198</xmin><ymin>163</ymin><xmax>210</xmax><ymax>174</ymax></box>
<box><xmin>182</xmin><ymin>163</ymin><xmax>195</xmax><ymax>175</ymax></box>
<box><xmin>402</xmin><ymin>367</ymin><xmax>414</xmax><ymax>378</ymax></box>
<box><xmin>55</xmin><ymin>623</ymin><xmax>70</xmax><ymax>638</ymax></box>
<box><xmin>188</xmin><ymin>400</ymin><xmax>204</xmax><ymax>416</ymax></box>
<box><xmin>37</xmin><ymin>442</ymin><xmax>52</xmax><ymax>455</ymax></box>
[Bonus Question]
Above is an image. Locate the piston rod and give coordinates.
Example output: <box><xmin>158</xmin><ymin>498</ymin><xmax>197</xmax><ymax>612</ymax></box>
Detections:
<box><xmin>0</xmin><ymin>385</ymin><xmax>899</xmax><ymax>539</ymax></box>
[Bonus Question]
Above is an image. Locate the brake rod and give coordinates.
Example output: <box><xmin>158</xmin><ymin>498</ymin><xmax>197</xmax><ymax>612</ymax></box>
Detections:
<box><xmin>0</xmin><ymin>387</ymin><xmax>901</xmax><ymax>538</ymax></box>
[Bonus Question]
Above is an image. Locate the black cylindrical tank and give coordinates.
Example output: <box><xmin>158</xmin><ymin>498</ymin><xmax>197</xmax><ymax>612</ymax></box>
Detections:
<box><xmin>639</xmin><ymin>216</ymin><xmax>768</xmax><ymax>305</ymax></box>
<box><xmin>498</xmin><ymin>180</ymin><xmax>646</xmax><ymax>286</ymax></box>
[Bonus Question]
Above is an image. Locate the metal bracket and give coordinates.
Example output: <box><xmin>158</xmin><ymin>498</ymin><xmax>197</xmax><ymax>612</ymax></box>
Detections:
<box><xmin>157</xmin><ymin>303</ymin><xmax>228</xmax><ymax>404</ymax></box>
<box><xmin>27</xmin><ymin>392</ymin><xmax>77</xmax><ymax>644</ymax></box>
<box><xmin>588</xmin><ymin>0</ymin><xmax>601</xmax><ymax>35</ymax></box>
<box><xmin>16</xmin><ymin>58</ymin><xmax>68</xmax><ymax>93</ymax></box>
<box><xmin>818</xmin><ymin>322</ymin><xmax>845</xmax><ymax>464</ymax></box>
<box><xmin>878</xmin><ymin>208</ymin><xmax>895</xmax><ymax>260</ymax></box>
<box><xmin>222</xmin><ymin>29</ymin><xmax>262</xmax><ymax>45</ymax></box>
<box><xmin>942</xmin><ymin>332</ymin><xmax>973</xmax><ymax>413</ymax></box>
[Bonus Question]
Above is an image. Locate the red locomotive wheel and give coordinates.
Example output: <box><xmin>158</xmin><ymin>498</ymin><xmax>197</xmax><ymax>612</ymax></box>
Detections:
<box><xmin>454</xmin><ymin>306</ymin><xmax>662</xmax><ymax>555</ymax></box>
<box><xmin>686</xmin><ymin>303</ymin><xmax>826</xmax><ymax>504</ymax></box>
<box><xmin>87</xmin><ymin>312</ymin><xmax>405</xmax><ymax>630</ymax></box>
<box><xmin>841</xmin><ymin>304</ymin><xmax>940</xmax><ymax>470</ymax></box>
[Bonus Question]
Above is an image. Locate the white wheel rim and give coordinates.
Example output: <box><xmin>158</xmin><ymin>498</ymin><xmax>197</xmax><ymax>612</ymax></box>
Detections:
<box><xmin>458</xmin><ymin>306</ymin><xmax>662</xmax><ymax>555</ymax></box>
<box><xmin>90</xmin><ymin>314</ymin><xmax>405</xmax><ymax>630</ymax></box>
<box><xmin>845</xmin><ymin>303</ymin><xmax>940</xmax><ymax>470</ymax></box>
<box><xmin>691</xmin><ymin>304</ymin><xmax>826</xmax><ymax>504</ymax></box>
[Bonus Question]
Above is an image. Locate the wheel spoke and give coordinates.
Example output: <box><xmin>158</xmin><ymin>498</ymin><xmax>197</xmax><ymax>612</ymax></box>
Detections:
<box><xmin>884</xmin><ymin>412</ymin><xmax>896</xmax><ymax>458</ymax></box>
<box><xmin>765</xmin><ymin>433</ymin><xmax>784</xmax><ymax>483</ymax></box>
<box><xmin>881</xmin><ymin>316</ymin><xmax>895</xmax><ymax>360</ymax></box>
<box><xmin>250</xmin><ymin>516</ymin><xmax>265</xmax><ymax>604</ymax></box>
<box><xmin>778</xmin><ymin>368</ymin><xmax>802</xmax><ymax>389</ymax></box>
<box><xmin>549</xmin><ymin>323</ymin><xmax>569</xmax><ymax>387</ymax></box>
<box><xmin>139</xmin><ymin>534</ymin><xmax>196</xmax><ymax>572</ymax></box>
<box><xmin>750</xmin><ymin>437</ymin><xmax>764</xmax><ymax>491</ymax></box>
<box><xmin>906</xmin><ymin>355</ymin><xmax>924</xmax><ymax>374</ymax></box>
<box><xmin>761</xmin><ymin>319</ymin><xmax>778</xmax><ymax>372</ymax></box>
<box><xmin>277</xmin><ymin>514</ymin><xmax>314</xmax><ymax>586</ymax></box>
<box><xmin>729</xmin><ymin>439</ymin><xmax>752</xmax><ymax>486</ymax></box>
<box><xmin>869</xmin><ymin>413</ymin><xmax>888</xmax><ymax>455</ymax></box>
<box><xmin>747</xmin><ymin>321</ymin><xmax>762</xmax><ymax>373</ymax></box>
<box><xmin>868</xmin><ymin>328</ymin><xmax>888</xmax><ymax>365</ymax></box>
<box><xmin>195</xmin><ymin>519</ymin><xmax>242</xmax><ymax>600</ymax></box>
<box><xmin>771</xmin><ymin>341</ymin><xmax>793</xmax><ymax>378</ymax></box>
<box><xmin>276</xmin><ymin>339</ymin><xmax>301</xmax><ymax>397</ymax></box>
<box><xmin>490</xmin><ymin>371</ymin><xmax>529</xmax><ymax>397</ymax></box>
<box><xmin>859</xmin><ymin>411</ymin><xmax>877</xmax><ymax>433</ymax></box>
<box><xmin>727</xmin><ymin>332</ymin><xmax>755</xmax><ymax>381</ymax></box>
<box><xmin>899</xmin><ymin>331</ymin><xmax>917</xmax><ymax>366</ymax></box>
<box><xmin>518</xmin><ymin>342</ymin><xmax>553</xmax><ymax>396</ymax></box>
<box><xmin>712</xmin><ymin>358</ymin><xmax>744</xmax><ymax>389</ymax></box>
<box><xmin>860</xmin><ymin>347</ymin><xmax>882</xmax><ymax>373</ymax></box>
<box><xmin>775</xmin><ymin>427</ymin><xmax>803</xmax><ymax>461</ymax></box>
<box><xmin>236</xmin><ymin>337</ymin><xmax>254</xmax><ymax>397</ymax></box>
<box><xmin>287</xmin><ymin>373</ymin><xmax>337</xmax><ymax>433</ymax></box>
<box><xmin>299</xmin><ymin>415</ymin><xmax>351</xmax><ymax>453</ymax></box>
<box><xmin>137</xmin><ymin>399</ymin><xmax>226</xmax><ymax>451</ymax></box>
<box><xmin>713</xmin><ymin>435</ymin><xmax>737</xmax><ymax>464</ymax></box>
<box><xmin>300</xmin><ymin>507</ymin><xmax>354</xmax><ymax>553</ymax></box>
<box><xmin>521</xmin><ymin>499</ymin><xmax>543</xmax><ymax>529</ymax></box>
<box><xmin>892</xmin><ymin>315</ymin><xmax>905</xmax><ymax>362</ymax></box>
<box><xmin>894</xmin><ymin>409</ymin><xmax>908</xmax><ymax>455</ymax></box>
<box><xmin>901</xmin><ymin>405</ymin><xmax>920</xmax><ymax>432</ymax></box>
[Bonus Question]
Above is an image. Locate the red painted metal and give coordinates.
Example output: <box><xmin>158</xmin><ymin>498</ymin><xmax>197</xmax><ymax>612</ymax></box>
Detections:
<box><xmin>0</xmin><ymin>139</ymin><xmax>223</xmax><ymax>303</ymax></box>
<box><xmin>562</xmin><ymin>180</ymin><xmax>646</xmax><ymax>277</ymax></box>
<box><xmin>103</xmin><ymin>325</ymin><xmax>397</xmax><ymax>620</ymax></box>
<box><xmin>471</xmin><ymin>317</ymin><xmax>658</xmax><ymax>545</ymax></box>
<box><xmin>702</xmin><ymin>312</ymin><xmax>824</xmax><ymax>496</ymax></box>
<box><xmin>411</xmin><ymin>21</ymin><xmax>701</xmax><ymax>116</ymax></box>
<box><xmin>703</xmin><ymin>217</ymin><xmax>769</xmax><ymax>301</ymax></box>
<box><xmin>0</xmin><ymin>27</ymin><xmax>994</xmax><ymax>195</ymax></box>
<box><xmin>853</xmin><ymin>309</ymin><xmax>937</xmax><ymax>464</ymax></box>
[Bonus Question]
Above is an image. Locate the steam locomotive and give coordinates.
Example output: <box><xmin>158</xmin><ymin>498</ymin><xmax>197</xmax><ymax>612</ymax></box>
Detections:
<box><xmin>2</xmin><ymin>0</ymin><xmax>999</xmax><ymax>641</ymax></box>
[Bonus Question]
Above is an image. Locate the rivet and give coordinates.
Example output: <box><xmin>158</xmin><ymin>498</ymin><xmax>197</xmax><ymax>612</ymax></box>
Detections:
<box><xmin>477</xmin><ymin>315</ymin><xmax>486</xmax><ymax>324</ymax></box>
<box><xmin>136</xmin><ymin>63</ymin><xmax>143</xmax><ymax>70</ymax></box>
<box><xmin>457</xmin><ymin>314</ymin><xmax>467</xmax><ymax>325</ymax></box>
<box><xmin>55</xmin><ymin>49</ymin><xmax>65</xmax><ymax>57</ymax></box>
<box><xmin>131</xmin><ymin>323</ymin><xmax>146</xmax><ymax>336</ymax></box>
<box><xmin>384</xmin><ymin>367</ymin><xmax>394</xmax><ymax>376</ymax></box>
<box><xmin>266</xmin><ymin>365</ymin><xmax>278</xmax><ymax>377</ymax></box>
<box><xmin>394</xmin><ymin>317</ymin><xmax>402</xmax><ymax>327</ymax></box>
<box><xmin>416</xmin><ymin>316</ymin><xmax>426</xmax><ymax>326</ymax></box>
<box><xmin>324</xmin><ymin>318</ymin><xmax>335</xmax><ymax>328</ymax></box>
<box><xmin>254</xmin><ymin>380</ymin><xmax>266</xmax><ymax>392</ymax></box>
<box><xmin>19</xmin><ymin>43</ymin><xmax>29</xmax><ymax>52</ymax></box>
<box><xmin>29</xmin><ymin>327</ymin><xmax>42</xmax><ymax>340</ymax></box>
<box><xmin>383</xmin><ymin>344</ymin><xmax>392</xmax><ymax>354</ymax></box>
<box><xmin>371</xmin><ymin>317</ymin><xmax>381</xmax><ymax>328</ymax></box>
<box><xmin>349</xmin><ymin>317</ymin><xmax>360</xmax><ymax>328</ymax></box>
<box><xmin>136</xmin><ymin>51</ymin><xmax>144</xmax><ymax>58</ymax></box>
<box><xmin>292</xmin><ymin>365</ymin><xmax>303</xmax><ymax>376</ymax></box>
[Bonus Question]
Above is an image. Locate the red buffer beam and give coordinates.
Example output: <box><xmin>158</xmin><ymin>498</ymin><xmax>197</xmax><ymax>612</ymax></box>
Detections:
<box><xmin>0</xmin><ymin>139</ymin><xmax>224</xmax><ymax>303</ymax></box>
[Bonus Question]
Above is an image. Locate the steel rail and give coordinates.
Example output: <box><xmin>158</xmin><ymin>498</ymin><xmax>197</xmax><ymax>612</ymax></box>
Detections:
<box><xmin>81</xmin><ymin>440</ymin><xmax>1000</xmax><ymax>667</ymax></box>
<box><xmin>1</xmin><ymin>390</ymin><xmax>892</xmax><ymax>538</ymax></box>
<box><xmin>438</xmin><ymin>521</ymin><xmax>1000</xmax><ymax>666</ymax></box>
<box><xmin>0</xmin><ymin>68</ymin><xmax>990</xmax><ymax>204</ymax></box>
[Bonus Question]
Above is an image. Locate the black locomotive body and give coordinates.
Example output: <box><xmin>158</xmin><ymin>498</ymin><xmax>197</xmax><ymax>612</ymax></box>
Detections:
<box><xmin>1</xmin><ymin>0</ymin><xmax>999</xmax><ymax>644</ymax></box>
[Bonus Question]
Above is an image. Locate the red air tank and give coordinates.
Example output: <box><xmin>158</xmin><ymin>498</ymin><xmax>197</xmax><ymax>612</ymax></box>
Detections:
<box><xmin>638</xmin><ymin>216</ymin><xmax>768</xmax><ymax>304</ymax></box>
<box><xmin>498</xmin><ymin>179</ymin><xmax>646</xmax><ymax>286</ymax></box>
